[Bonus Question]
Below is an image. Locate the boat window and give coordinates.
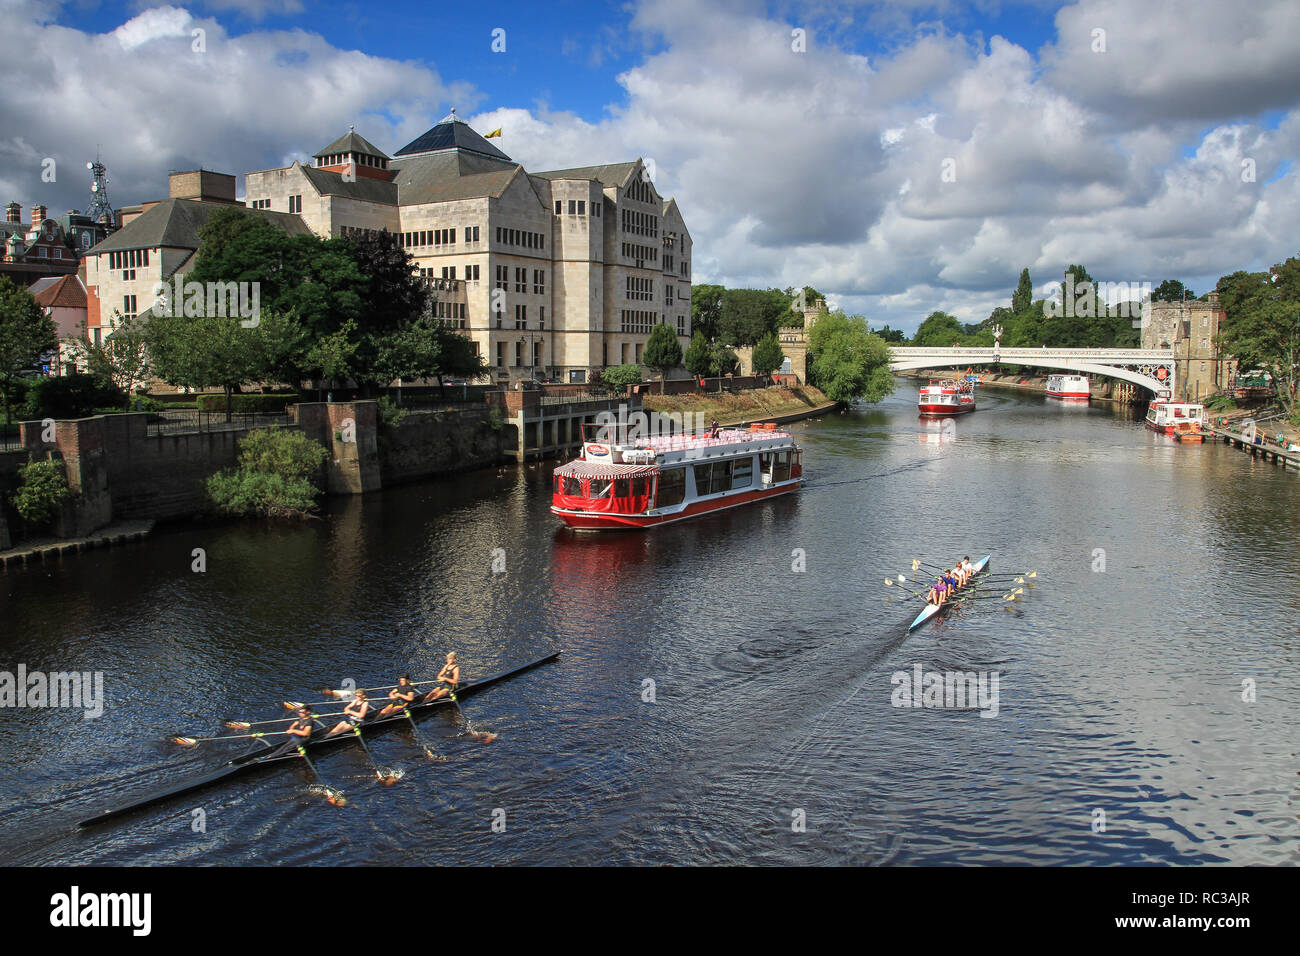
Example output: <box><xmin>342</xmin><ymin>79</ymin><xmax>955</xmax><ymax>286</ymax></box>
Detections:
<box><xmin>732</xmin><ymin>457</ymin><xmax>753</xmax><ymax>489</ymax></box>
<box><xmin>759</xmin><ymin>453</ymin><xmax>772</xmax><ymax>474</ymax></box>
<box><xmin>711</xmin><ymin>460</ymin><xmax>733</xmax><ymax>494</ymax></box>
<box><xmin>560</xmin><ymin>477</ymin><xmax>583</xmax><ymax>496</ymax></box>
<box><xmin>773</xmin><ymin>451</ymin><xmax>791</xmax><ymax>482</ymax></box>
<box><xmin>614</xmin><ymin>477</ymin><xmax>631</xmax><ymax>498</ymax></box>
<box><xmin>656</xmin><ymin>468</ymin><xmax>686</xmax><ymax>507</ymax></box>
<box><xmin>693</xmin><ymin>462</ymin><xmax>713</xmax><ymax>496</ymax></box>
<box><xmin>589</xmin><ymin>479</ymin><xmax>612</xmax><ymax>498</ymax></box>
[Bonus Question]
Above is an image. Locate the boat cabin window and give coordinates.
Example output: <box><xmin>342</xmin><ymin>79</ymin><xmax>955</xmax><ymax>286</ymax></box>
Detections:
<box><xmin>558</xmin><ymin>476</ymin><xmax>583</xmax><ymax>496</ymax></box>
<box><xmin>772</xmin><ymin>451</ymin><xmax>791</xmax><ymax>482</ymax></box>
<box><xmin>656</xmin><ymin>468</ymin><xmax>686</xmax><ymax>507</ymax></box>
<box><xmin>589</xmin><ymin>479</ymin><xmax>612</xmax><ymax>499</ymax></box>
<box><xmin>614</xmin><ymin>477</ymin><xmax>631</xmax><ymax>498</ymax></box>
<box><xmin>693</xmin><ymin>460</ymin><xmax>734</xmax><ymax>496</ymax></box>
<box><xmin>732</xmin><ymin>457</ymin><xmax>753</xmax><ymax>489</ymax></box>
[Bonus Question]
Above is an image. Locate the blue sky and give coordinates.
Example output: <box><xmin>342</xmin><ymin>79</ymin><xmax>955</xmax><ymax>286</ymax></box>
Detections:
<box><xmin>6</xmin><ymin>0</ymin><xmax>1299</xmax><ymax>331</ymax></box>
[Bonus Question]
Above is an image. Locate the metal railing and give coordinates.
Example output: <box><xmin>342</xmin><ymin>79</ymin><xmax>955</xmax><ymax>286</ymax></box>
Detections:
<box><xmin>145</xmin><ymin>409</ymin><xmax>291</xmax><ymax>437</ymax></box>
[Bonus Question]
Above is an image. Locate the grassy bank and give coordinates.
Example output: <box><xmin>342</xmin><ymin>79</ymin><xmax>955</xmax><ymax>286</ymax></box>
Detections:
<box><xmin>643</xmin><ymin>385</ymin><xmax>834</xmax><ymax>425</ymax></box>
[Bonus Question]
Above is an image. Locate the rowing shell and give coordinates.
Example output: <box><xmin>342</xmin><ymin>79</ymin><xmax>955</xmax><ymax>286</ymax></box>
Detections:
<box><xmin>907</xmin><ymin>554</ymin><xmax>991</xmax><ymax>632</ymax></box>
<box><xmin>77</xmin><ymin>652</ymin><xmax>560</xmax><ymax>827</ymax></box>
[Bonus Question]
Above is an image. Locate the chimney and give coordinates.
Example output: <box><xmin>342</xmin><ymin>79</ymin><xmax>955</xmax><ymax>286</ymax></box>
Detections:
<box><xmin>5</xmin><ymin>202</ymin><xmax>19</xmax><ymax>223</ymax></box>
<box><xmin>31</xmin><ymin>203</ymin><xmax>47</xmax><ymax>225</ymax></box>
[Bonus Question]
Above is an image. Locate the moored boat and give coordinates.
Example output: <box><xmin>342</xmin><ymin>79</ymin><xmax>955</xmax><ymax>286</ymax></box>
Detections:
<box><xmin>1046</xmin><ymin>374</ymin><xmax>1090</xmax><ymax>400</ymax></box>
<box><xmin>551</xmin><ymin>424</ymin><xmax>802</xmax><ymax>531</ymax></box>
<box><xmin>1145</xmin><ymin>400</ymin><xmax>1206</xmax><ymax>434</ymax></box>
<box><xmin>77</xmin><ymin>652</ymin><xmax>560</xmax><ymax>827</ymax></box>
<box><xmin>1172</xmin><ymin>421</ymin><xmax>1205</xmax><ymax>443</ymax></box>
<box><xmin>918</xmin><ymin>379</ymin><xmax>976</xmax><ymax>416</ymax></box>
<box><xmin>908</xmin><ymin>555</ymin><xmax>991</xmax><ymax>632</ymax></box>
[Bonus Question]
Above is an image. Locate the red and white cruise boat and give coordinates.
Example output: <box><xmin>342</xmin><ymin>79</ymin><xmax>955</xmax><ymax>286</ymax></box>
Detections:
<box><xmin>1046</xmin><ymin>374</ymin><xmax>1090</xmax><ymax>400</ymax></box>
<box><xmin>1144</xmin><ymin>400</ymin><xmax>1207</xmax><ymax>434</ymax></box>
<box><xmin>918</xmin><ymin>379</ymin><xmax>976</xmax><ymax>416</ymax></box>
<box><xmin>551</xmin><ymin>424</ymin><xmax>803</xmax><ymax>530</ymax></box>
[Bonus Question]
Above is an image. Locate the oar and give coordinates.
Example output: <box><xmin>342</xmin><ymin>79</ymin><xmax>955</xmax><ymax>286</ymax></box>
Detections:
<box><xmin>348</xmin><ymin>725</ymin><xmax>398</xmax><ymax>784</ymax></box>
<box><xmin>884</xmin><ymin>575</ymin><xmax>929</xmax><ymax>600</ymax></box>
<box><xmin>173</xmin><ymin>730</ymin><xmax>277</xmax><ymax>746</ymax></box>
<box><xmin>402</xmin><ymin>706</ymin><xmax>444</xmax><ymax>761</ymax></box>
<box><xmin>295</xmin><ymin>744</ymin><xmax>347</xmax><ymax>806</ymax></box>
<box><xmin>440</xmin><ymin>689</ymin><xmax>497</xmax><ymax>744</ymax></box>
<box><xmin>224</xmin><ymin>710</ymin><xmax>348</xmax><ymax>730</ymax></box>
<box><xmin>318</xmin><ymin>678</ymin><xmax>443</xmax><ymax>699</ymax></box>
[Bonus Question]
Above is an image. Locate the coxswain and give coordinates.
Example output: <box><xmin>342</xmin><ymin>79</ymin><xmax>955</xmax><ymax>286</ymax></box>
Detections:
<box><xmin>377</xmin><ymin>675</ymin><xmax>420</xmax><ymax>718</ymax></box>
<box><xmin>423</xmin><ymin>653</ymin><xmax>461</xmax><ymax>703</ymax></box>
<box><xmin>326</xmin><ymin>690</ymin><xmax>373</xmax><ymax>737</ymax></box>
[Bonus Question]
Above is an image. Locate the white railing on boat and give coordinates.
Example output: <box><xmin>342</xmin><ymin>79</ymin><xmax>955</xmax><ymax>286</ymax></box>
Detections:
<box><xmin>636</xmin><ymin>429</ymin><xmax>788</xmax><ymax>452</ymax></box>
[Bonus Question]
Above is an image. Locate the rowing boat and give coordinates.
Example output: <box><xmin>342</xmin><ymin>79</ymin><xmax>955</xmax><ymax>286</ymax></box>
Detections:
<box><xmin>907</xmin><ymin>555</ymin><xmax>991</xmax><ymax>632</ymax></box>
<box><xmin>77</xmin><ymin>651</ymin><xmax>560</xmax><ymax>827</ymax></box>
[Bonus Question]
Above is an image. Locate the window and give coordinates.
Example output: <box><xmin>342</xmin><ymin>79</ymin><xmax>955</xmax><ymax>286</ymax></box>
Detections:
<box><xmin>732</xmin><ymin>458</ymin><xmax>753</xmax><ymax>489</ymax></box>
<box><xmin>123</xmin><ymin>295</ymin><xmax>137</xmax><ymax>318</ymax></box>
<box><xmin>288</xmin><ymin>195</ymin><xmax>302</xmax><ymax>213</ymax></box>
<box><xmin>515</xmin><ymin>267</ymin><xmax>527</xmax><ymax>293</ymax></box>
<box><xmin>555</xmin><ymin>200</ymin><xmax>562</xmax><ymax>215</ymax></box>
<box><xmin>514</xmin><ymin>341</ymin><xmax>522</xmax><ymax>366</ymax></box>
<box><xmin>614</xmin><ymin>478</ymin><xmax>631</xmax><ymax>498</ymax></box>
<box><xmin>594</xmin><ymin>202</ymin><xmax>601</xmax><ymax>218</ymax></box>
<box><xmin>570</xmin><ymin>369</ymin><xmax>586</xmax><ymax>384</ymax></box>
<box><xmin>568</xmin><ymin>200</ymin><xmax>577</xmax><ymax>215</ymax></box>
<box><xmin>656</xmin><ymin>468</ymin><xmax>686</xmax><ymax>507</ymax></box>
<box><xmin>589</xmin><ymin>479</ymin><xmax>612</xmax><ymax>499</ymax></box>
<box><xmin>495</xmin><ymin>265</ymin><xmax>508</xmax><ymax>290</ymax></box>
<box><xmin>534</xmin><ymin>269</ymin><xmax>545</xmax><ymax>295</ymax></box>
<box><xmin>466</xmin><ymin>264</ymin><xmax>480</xmax><ymax>281</ymax></box>
<box><xmin>515</xmin><ymin>304</ymin><xmax>527</xmax><ymax>328</ymax></box>
<box><xmin>539</xmin><ymin>306</ymin><xmax>545</xmax><ymax>330</ymax></box>
<box><xmin>578</xmin><ymin>200</ymin><xmax>586</xmax><ymax>215</ymax></box>
<box><xmin>560</xmin><ymin>477</ymin><xmax>582</xmax><ymax>496</ymax></box>
<box><xmin>496</xmin><ymin>342</ymin><xmax>504</xmax><ymax>367</ymax></box>
<box><xmin>773</xmin><ymin>451</ymin><xmax>791</xmax><ymax>482</ymax></box>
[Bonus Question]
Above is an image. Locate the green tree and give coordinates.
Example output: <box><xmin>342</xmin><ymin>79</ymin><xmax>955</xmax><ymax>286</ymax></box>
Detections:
<box><xmin>719</xmin><ymin>288</ymin><xmax>788</xmax><ymax>345</ymax></box>
<box><xmin>683</xmin><ymin>331</ymin><xmax>712</xmax><ymax>378</ymax></box>
<box><xmin>206</xmin><ymin>428</ymin><xmax>328</xmax><ymax>518</ymax></box>
<box><xmin>911</xmin><ymin>311</ymin><xmax>964</xmax><ymax>347</ymax></box>
<box><xmin>11</xmin><ymin>459</ymin><xmax>69</xmax><ymax>528</ymax></box>
<box><xmin>602</xmin><ymin>364</ymin><xmax>644</xmax><ymax>391</ymax></box>
<box><xmin>751</xmin><ymin>331</ymin><xmax>785</xmax><ymax>376</ymax></box>
<box><xmin>1152</xmin><ymin>279</ymin><xmax>1194</xmax><ymax>302</ymax></box>
<box><xmin>690</xmin><ymin>284</ymin><xmax>725</xmax><ymax>341</ymax></box>
<box><xmin>1216</xmin><ymin>259</ymin><xmax>1300</xmax><ymax>417</ymax></box>
<box><xmin>643</xmin><ymin>323</ymin><xmax>683</xmax><ymax>391</ymax></box>
<box><xmin>303</xmin><ymin>319</ymin><xmax>358</xmax><ymax>401</ymax></box>
<box><xmin>709</xmin><ymin>342</ymin><xmax>739</xmax><ymax>376</ymax></box>
<box><xmin>807</xmin><ymin>311</ymin><xmax>894</xmax><ymax>403</ymax></box>
<box><xmin>80</xmin><ymin>310</ymin><xmax>151</xmax><ymax>398</ymax></box>
<box><xmin>872</xmin><ymin>324</ymin><xmax>906</xmax><ymax>344</ymax></box>
<box><xmin>145</xmin><ymin>310</ymin><xmax>259</xmax><ymax>420</ymax></box>
<box><xmin>0</xmin><ymin>277</ymin><xmax>57</xmax><ymax>426</ymax></box>
<box><xmin>1011</xmin><ymin>268</ymin><xmax>1034</xmax><ymax>314</ymax></box>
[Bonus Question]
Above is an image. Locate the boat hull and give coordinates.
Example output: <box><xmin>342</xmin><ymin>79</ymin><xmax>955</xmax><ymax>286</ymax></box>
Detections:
<box><xmin>553</xmin><ymin>482</ymin><xmax>800</xmax><ymax>530</ymax></box>
<box><xmin>918</xmin><ymin>402</ymin><xmax>975</xmax><ymax>416</ymax></box>
<box><xmin>77</xmin><ymin>652</ymin><xmax>560</xmax><ymax>827</ymax></box>
<box><xmin>1046</xmin><ymin>390</ymin><xmax>1090</xmax><ymax>400</ymax></box>
<box><xmin>908</xmin><ymin>554</ymin><xmax>991</xmax><ymax>632</ymax></box>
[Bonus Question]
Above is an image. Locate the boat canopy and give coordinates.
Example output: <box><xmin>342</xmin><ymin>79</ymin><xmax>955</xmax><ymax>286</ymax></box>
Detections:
<box><xmin>553</xmin><ymin>460</ymin><xmax>660</xmax><ymax>480</ymax></box>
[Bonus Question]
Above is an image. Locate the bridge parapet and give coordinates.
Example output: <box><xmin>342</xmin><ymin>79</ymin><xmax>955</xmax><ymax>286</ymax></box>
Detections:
<box><xmin>889</xmin><ymin>347</ymin><xmax>1176</xmax><ymax>399</ymax></box>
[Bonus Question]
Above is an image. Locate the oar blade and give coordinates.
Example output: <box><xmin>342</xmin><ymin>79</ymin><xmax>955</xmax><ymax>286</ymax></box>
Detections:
<box><xmin>172</xmin><ymin>736</ymin><xmax>199</xmax><ymax>747</ymax></box>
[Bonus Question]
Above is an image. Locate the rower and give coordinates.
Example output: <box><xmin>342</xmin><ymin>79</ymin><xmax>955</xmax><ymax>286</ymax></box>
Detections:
<box><xmin>961</xmin><ymin>555</ymin><xmax>974</xmax><ymax>579</ymax></box>
<box><xmin>267</xmin><ymin>705</ymin><xmax>317</xmax><ymax>758</ymax></box>
<box><xmin>377</xmin><ymin>675</ymin><xmax>420</xmax><ymax>718</ymax></box>
<box><xmin>326</xmin><ymin>690</ymin><xmax>373</xmax><ymax>737</ymax></box>
<box><xmin>927</xmin><ymin>576</ymin><xmax>949</xmax><ymax>606</ymax></box>
<box><xmin>423</xmin><ymin>653</ymin><xmax>460</xmax><ymax>703</ymax></box>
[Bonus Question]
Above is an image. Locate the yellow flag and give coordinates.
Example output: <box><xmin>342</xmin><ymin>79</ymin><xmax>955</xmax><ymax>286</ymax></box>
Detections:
<box><xmin>485</xmin><ymin>128</ymin><xmax>503</xmax><ymax>139</ymax></box>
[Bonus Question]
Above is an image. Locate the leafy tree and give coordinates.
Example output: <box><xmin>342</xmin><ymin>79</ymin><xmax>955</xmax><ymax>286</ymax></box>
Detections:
<box><xmin>602</xmin><ymin>364</ymin><xmax>644</xmax><ymax>390</ymax></box>
<box><xmin>1216</xmin><ymin>258</ymin><xmax>1300</xmax><ymax>417</ymax></box>
<box><xmin>643</xmin><ymin>323</ymin><xmax>683</xmax><ymax>391</ymax></box>
<box><xmin>303</xmin><ymin>319</ymin><xmax>358</xmax><ymax>401</ymax></box>
<box><xmin>872</xmin><ymin>325</ymin><xmax>906</xmax><ymax>344</ymax></box>
<box><xmin>807</xmin><ymin>311</ymin><xmax>894</xmax><ymax>403</ymax></box>
<box><xmin>10</xmin><ymin>459</ymin><xmax>69</xmax><ymax>528</ymax></box>
<box><xmin>719</xmin><ymin>288</ymin><xmax>788</xmax><ymax>345</ymax></box>
<box><xmin>751</xmin><ymin>331</ymin><xmax>785</xmax><ymax>376</ymax></box>
<box><xmin>683</xmin><ymin>331</ymin><xmax>712</xmax><ymax>378</ymax></box>
<box><xmin>22</xmin><ymin>373</ymin><xmax>124</xmax><ymax>420</ymax></box>
<box><xmin>343</xmin><ymin>230</ymin><xmax>429</xmax><ymax>334</ymax></box>
<box><xmin>709</xmin><ymin>342</ymin><xmax>739</xmax><ymax>376</ymax></box>
<box><xmin>690</xmin><ymin>284</ymin><xmax>725</xmax><ymax>341</ymax></box>
<box><xmin>911</xmin><ymin>311</ymin><xmax>964</xmax><ymax>347</ymax></box>
<box><xmin>206</xmin><ymin>428</ymin><xmax>327</xmax><ymax>518</ymax></box>
<box><xmin>0</xmin><ymin>277</ymin><xmax>57</xmax><ymax>426</ymax></box>
<box><xmin>145</xmin><ymin>310</ymin><xmax>259</xmax><ymax>420</ymax></box>
<box><xmin>1152</xmin><ymin>279</ymin><xmax>1194</xmax><ymax>302</ymax></box>
<box><xmin>1011</xmin><ymin>268</ymin><xmax>1034</xmax><ymax>314</ymax></box>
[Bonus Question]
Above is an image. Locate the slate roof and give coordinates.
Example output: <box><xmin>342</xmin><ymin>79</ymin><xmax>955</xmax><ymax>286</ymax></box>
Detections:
<box><xmin>531</xmin><ymin>161</ymin><xmax>640</xmax><ymax>188</ymax></box>
<box><xmin>314</xmin><ymin>129</ymin><xmax>389</xmax><ymax>160</ymax></box>
<box><xmin>87</xmin><ymin>200</ymin><xmax>312</xmax><ymax>255</ymax></box>
<box><xmin>299</xmin><ymin>165</ymin><xmax>399</xmax><ymax>203</ymax></box>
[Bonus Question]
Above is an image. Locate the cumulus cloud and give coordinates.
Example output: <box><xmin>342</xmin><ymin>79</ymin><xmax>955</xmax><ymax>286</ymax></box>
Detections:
<box><xmin>4</xmin><ymin>0</ymin><xmax>1298</xmax><ymax>333</ymax></box>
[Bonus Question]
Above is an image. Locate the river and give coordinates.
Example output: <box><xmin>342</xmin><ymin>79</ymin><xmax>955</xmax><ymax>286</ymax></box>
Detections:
<box><xmin>1</xmin><ymin>381</ymin><xmax>1296</xmax><ymax>865</ymax></box>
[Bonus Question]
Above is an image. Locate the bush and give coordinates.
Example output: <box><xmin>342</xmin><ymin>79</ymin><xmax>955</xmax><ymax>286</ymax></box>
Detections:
<box><xmin>22</xmin><ymin>374</ymin><xmax>125</xmax><ymax>420</ymax></box>
<box><xmin>375</xmin><ymin>395</ymin><xmax>408</xmax><ymax>431</ymax></box>
<box><xmin>2</xmin><ymin>378</ymin><xmax>30</xmax><ymax>422</ymax></box>
<box><xmin>206</xmin><ymin>428</ymin><xmax>328</xmax><ymax>518</ymax></box>
<box><xmin>195</xmin><ymin>393</ymin><xmax>297</xmax><ymax>413</ymax></box>
<box><xmin>10</xmin><ymin>459</ymin><xmax>69</xmax><ymax>527</ymax></box>
<box><xmin>602</xmin><ymin>364</ymin><xmax>644</xmax><ymax>391</ymax></box>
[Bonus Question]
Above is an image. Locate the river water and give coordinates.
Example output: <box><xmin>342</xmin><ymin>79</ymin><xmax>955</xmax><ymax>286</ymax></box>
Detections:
<box><xmin>1</xmin><ymin>381</ymin><xmax>1296</xmax><ymax>865</ymax></box>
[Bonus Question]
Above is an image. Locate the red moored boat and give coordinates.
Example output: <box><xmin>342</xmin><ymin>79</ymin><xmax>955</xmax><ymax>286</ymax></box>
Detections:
<box><xmin>918</xmin><ymin>379</ymin><xmax>976</xmax><ymax>416</ymax></box>
<box><xmin>551</xmin><ymin>424</ymin><xmax>803</xmax><ymax>530</ymax></box>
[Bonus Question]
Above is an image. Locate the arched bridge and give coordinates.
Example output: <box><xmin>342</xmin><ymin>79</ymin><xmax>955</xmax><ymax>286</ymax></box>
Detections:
<box><xmin>890</xmin><ymin>347</ymin><xmax>1175</xmax><ymax>400</ymax></box>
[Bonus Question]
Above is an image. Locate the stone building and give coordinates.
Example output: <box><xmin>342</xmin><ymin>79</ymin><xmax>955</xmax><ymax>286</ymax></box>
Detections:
<box><xmin>243</xmin><ymin>112</ymin><xmax>693</xmax><ymax>384</ymax></box>
<box><xmin>1140</xmin><ymin>292</ymin><xmax>1235</xmax><ymax>402</ymax></box>
<box><xmin>734</xmin><ymin>298</ymin><xmax>824</xmax><ymax>383</ymax></box>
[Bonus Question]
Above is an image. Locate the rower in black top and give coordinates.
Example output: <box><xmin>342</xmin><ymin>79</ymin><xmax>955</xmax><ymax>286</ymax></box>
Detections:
<box><xmin>376</xmin><ymin>675</ymin><xmax>419</xmax><ymax>718</ymax></box>
<box><xmin>326</xmin><ymin>690</ymin><xmax>373</xmax><ymax>737</ymax></box>
<box><xmin>267</xmin><ymin>706</ymin><xmax>317</xmax><ymax>758</ymax></box>
<box><xmin>422</xmin><ymin>653</ymin><xmax>460</xmax><ymax>703</ymax></box>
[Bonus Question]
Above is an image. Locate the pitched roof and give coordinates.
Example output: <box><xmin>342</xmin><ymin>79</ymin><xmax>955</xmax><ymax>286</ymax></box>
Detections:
<box><xmin>86</xmin><ymin>200</ymin><xmax>312</xmax><ymax>255</ymax></box>
<box><xmin>394</xmin><ymin>112</ymin><xmax>512</xmax><ymax>162</ymax></box>
<box><xmin>30</xmin><ymin>274</ymin><xmax>87</xmax><ymax>308</ymax></box>
<box><xmin>314</xmin><ymin>129</ymin><xmax>389</xmax><ymax>159</ymax></box>
<box><xmin>389</xmin><ymin>153</ymin><xmax>521</xmax><ymax>204</ymax></box>
<box><xmin>300</xmin><ymin>165</ymin><xmax>399</xmax><ymax>203</ymax></box>
<box><xmin>531</xmin><ymin>161</ymin><xmax>640</xmax><ymax>188</ymax></box>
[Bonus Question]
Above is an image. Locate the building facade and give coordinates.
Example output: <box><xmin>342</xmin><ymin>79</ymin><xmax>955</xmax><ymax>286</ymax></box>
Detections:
<box><xmin>1140</xmin><ymin>292</ymin><xmax>1234</xmax><ymax>402</ymax></box>
<box><xmin>244</xmin><ymin>114</ymin><xmax>693</xmax><ymax>384</ymax></box>
<box><xmin>1</xmin><ymin>202</ymin><xmax>109</xmax><ymax>287</ymax></box>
